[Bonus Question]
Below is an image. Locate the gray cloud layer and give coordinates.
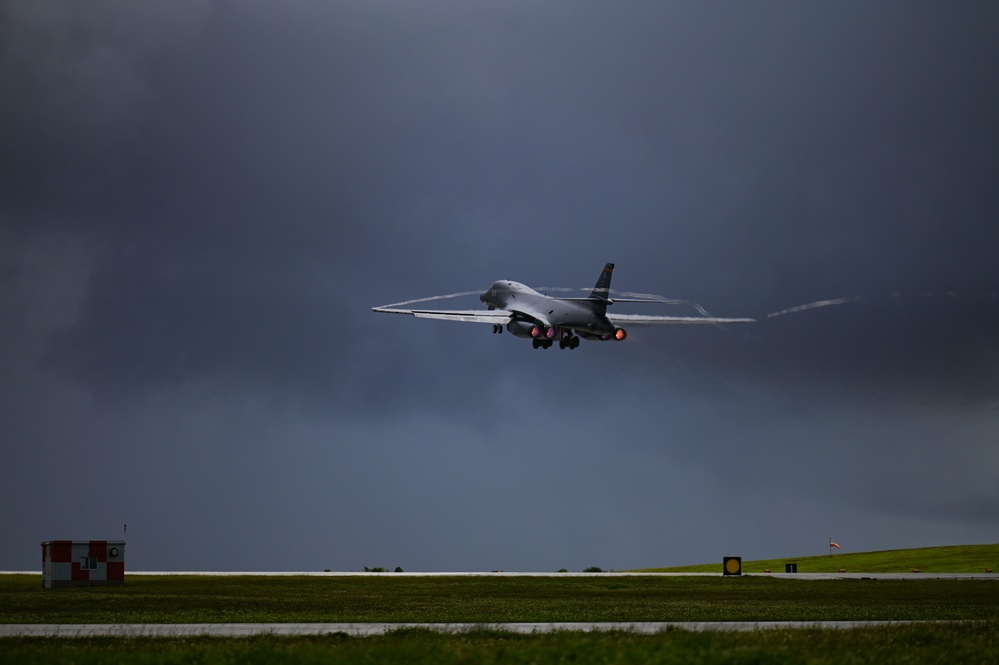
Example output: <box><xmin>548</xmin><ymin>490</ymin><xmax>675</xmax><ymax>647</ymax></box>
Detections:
<box><xmin>2</xmin><ymin>1</ymin><xmax>997</xmax><ymax>571</ymax></box>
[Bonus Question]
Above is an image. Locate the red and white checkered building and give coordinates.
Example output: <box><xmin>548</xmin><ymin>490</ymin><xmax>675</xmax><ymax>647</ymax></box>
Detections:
<box><xmin>41</xmin><ymin>540</ymin><xmax>125</xmax><ymax>588</ymax></box>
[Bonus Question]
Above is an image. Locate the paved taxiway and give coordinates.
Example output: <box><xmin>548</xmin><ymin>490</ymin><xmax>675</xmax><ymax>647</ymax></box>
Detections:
<box><xmin>0</xmin><ymin>621</ymin><xmax>964</xmax><ymax>637</ymax></box>
<box><xmin>5</xmin><ymin>571</ymin><xmax>996</xmax><ymax>579</ymax></box>
<box><xmin>72</xmin><ymin>571</ymin><xmax>999</xmax><ymax>580</ymax></box>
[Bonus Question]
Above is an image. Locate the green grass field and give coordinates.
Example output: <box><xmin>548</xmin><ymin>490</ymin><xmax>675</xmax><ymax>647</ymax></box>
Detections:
<box><xmin>3</xmin><ymin>545</ymin><xmax>998</xmax><ymax>664</ymax></box>
<box><xmin>634</xmin><ymin>543</ymin><xmax>999</xmax><ymax>573</ymax></box>
<box><xmin>0</xmin><ymin>574</ymin><xmax>999</xmax><ymax>623</ymax></box>
<box><xmin>3</xmin><ymin>623</ymin><xmax>999</xmax><ymax>665</ymax></box>
<box><xmin>1</xmin><ymin>573</ymin><xmax>996</xmax><ymax>624</ymax></box>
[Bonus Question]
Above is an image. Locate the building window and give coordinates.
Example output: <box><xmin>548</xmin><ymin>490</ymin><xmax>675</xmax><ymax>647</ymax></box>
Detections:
<box><xmin>82</xmin><ymin>556</ymin><xmax>98</xmax><ymax>570</ymax></box>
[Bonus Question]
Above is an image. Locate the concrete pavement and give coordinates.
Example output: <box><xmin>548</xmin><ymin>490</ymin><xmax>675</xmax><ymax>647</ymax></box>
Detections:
<box><xmin>0</xmin><ymin>620</ymin><xmax>955</xmax><ymax>637</ymax></box>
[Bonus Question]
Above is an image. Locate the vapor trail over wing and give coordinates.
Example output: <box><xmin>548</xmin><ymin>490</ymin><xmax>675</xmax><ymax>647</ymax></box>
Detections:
<box><xmin>377</xmin><ymin>290</ymin><xmax>484</xmax><ymax>309</ymax></box>
<box><xmin>766</xmin><ymin>296</ymin><xmax>867</xmax><ymax>318</ymax></box>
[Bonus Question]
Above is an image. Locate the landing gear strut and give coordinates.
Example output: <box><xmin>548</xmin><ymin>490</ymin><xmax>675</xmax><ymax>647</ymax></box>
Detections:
<box><xmin>558</xmin><ymin>332</ymin><xmax>580</xmax><ymax>349</ymax></box>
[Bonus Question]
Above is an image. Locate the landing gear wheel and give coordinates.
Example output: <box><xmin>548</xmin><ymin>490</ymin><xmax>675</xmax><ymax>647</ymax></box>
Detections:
<box><xmin>558</xmin><ymin>332</ymin><xmax>580</xmax><ymax>349</ymax></box>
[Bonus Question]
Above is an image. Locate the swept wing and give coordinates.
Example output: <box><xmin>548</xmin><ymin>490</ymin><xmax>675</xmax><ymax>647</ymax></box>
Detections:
<box><xmin>372</xmin><ymin>307</ymin><xmax>512</xmax><ymax>324</ymax></box>
<box><xmin>606</xmin><ymin>313</ymin><xmax>755</xmax><ymax>326</ymax></box>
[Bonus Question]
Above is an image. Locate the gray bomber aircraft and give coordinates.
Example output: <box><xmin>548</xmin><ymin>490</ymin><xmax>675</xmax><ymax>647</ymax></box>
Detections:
<box><xmin>373</xmin><ymin>263</ymin><xmax>754</xmax><ymax>349</ymax></box>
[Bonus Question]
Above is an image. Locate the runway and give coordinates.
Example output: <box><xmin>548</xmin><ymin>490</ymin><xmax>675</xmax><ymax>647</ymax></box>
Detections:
<box><xmin>4</xmin><ymin>571</ymin><xmax>990</xmax><ymax>580</ymax></box>
<box><xmin>0</xmin><ymin>620</ymin><xmax>955</xmax><ymax>637</ymax></box>
<box><xmin>3</xmin><ymin>570</ymin><xmax>997</xmax><ymax>581</ymax></box>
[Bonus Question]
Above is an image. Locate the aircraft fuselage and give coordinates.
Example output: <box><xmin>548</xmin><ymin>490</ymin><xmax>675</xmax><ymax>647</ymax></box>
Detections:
<box><xmin>480</xmin><ymin>280</ymin><xmax>618</xmax><ymax>344</ymax></box>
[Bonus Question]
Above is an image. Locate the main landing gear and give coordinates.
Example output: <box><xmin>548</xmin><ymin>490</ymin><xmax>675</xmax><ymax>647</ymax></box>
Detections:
<box><xmin>559</xmin><ymin>334</ymin><xmax>580</xmax><ymax>350</ymax></box>
<box><xmin>491</xmin><ymin>324</ymin><xmax>503</xmax><ymax>334</ymax></box>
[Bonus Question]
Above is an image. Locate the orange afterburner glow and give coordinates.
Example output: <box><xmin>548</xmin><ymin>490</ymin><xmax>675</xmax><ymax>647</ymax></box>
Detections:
<box><xmin>614</xmin><ymin>328</ymin><xmax>628</xmax><ymax>341</ymax></box>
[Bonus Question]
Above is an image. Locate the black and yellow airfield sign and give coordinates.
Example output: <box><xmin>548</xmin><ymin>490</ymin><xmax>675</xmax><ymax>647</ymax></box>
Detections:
<box><xmin>723</xmin><ymin>556</ymin><xmax>742</xmax><ymax>576</ymax></box>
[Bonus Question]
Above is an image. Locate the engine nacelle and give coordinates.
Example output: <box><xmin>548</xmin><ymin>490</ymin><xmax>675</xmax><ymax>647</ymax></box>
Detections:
<box><xmin>594</xmin><ymin>327</ymin><xmax>628</xmax><ymax>341</ymax></box>
<box><xmin>507</xmin><ymin>321</ymin><xmax>555</xmax><ymax>340</ymax></box>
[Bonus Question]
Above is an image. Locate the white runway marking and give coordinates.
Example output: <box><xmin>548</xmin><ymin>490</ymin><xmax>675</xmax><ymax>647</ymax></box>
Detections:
<box><xmin>0</xmin><ymin>621</ymin><xmax>957</xmax><ymax>637</ymax></box>
<box><xmin>3</xmin><ymin>571</ymin><xmax>996</xmax><ymax>579</ymax></box>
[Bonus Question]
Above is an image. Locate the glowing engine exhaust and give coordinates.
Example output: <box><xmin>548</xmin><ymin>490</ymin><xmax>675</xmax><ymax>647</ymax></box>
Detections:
<box><xmin>530</xmin><ymin>325</ymin><xmax>555</xmax><ymax>339</ymax></box>
<box><xmin>598</xmin><ymin>327</ymin><xmax>628</xmax><ymax>341</ymax></box>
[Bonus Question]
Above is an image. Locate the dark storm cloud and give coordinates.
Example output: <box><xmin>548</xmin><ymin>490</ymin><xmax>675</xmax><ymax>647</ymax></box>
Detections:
<box><xmin>2</xmin><ymin>1</ymin><xmax>997</xmax><ymax>571</ymax></box>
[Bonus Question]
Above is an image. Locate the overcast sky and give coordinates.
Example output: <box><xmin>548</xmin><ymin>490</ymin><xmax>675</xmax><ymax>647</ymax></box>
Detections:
<box><xmin>2</xmin><ymin>1</ymin><xmax>997</xmax><ymax>572</ymax></box>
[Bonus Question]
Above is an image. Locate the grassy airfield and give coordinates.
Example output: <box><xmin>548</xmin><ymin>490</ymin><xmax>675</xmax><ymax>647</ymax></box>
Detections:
<box><xmin>3</xmin><ymin>624</ymin><xmax>999</xmax><ymax>665</ymax></box>
<box><xmin>635</xmin><ymin>543</ymin><xmax>999</xmax><ymax>573</ymax></box>
<box><xmin>2</xmin><ymin>545</ymin><xmax>997</xmax><ymax>664</ymax></box>
<box><xmin>1</xmin><ymin>573</ymin><xmax>998</xmax><ymax>623</ymax></box>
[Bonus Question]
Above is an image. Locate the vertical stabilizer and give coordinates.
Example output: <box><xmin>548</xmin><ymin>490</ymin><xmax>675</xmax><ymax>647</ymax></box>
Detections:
<box><xmin>589</xmin><ymin>263</ymin><xmax>614</xmax><ymax>303</ymax></box>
